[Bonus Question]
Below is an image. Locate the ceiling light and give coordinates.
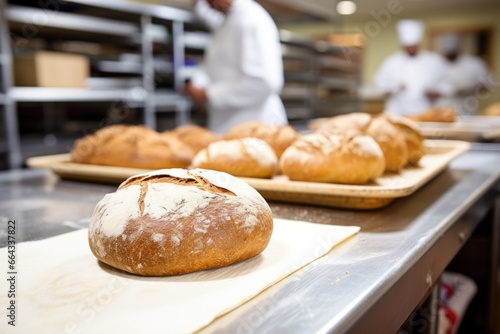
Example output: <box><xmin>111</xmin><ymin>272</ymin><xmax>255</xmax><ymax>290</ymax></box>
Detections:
<box><xmin>336</xmin><ymin>1</ymin><xmax>357</xmax><ymax>15</ymax></box>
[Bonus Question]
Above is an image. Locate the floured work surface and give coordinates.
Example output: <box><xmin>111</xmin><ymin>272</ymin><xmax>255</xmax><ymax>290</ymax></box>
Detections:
<box><xmin>0</xmin><ymin>219</ymin><xmax>359</xmax><ymax>334</ymax></box>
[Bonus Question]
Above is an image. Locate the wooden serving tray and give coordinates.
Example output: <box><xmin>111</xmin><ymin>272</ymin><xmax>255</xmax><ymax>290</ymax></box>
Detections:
<box><xmin>27</xmin><ymin>140</ymin><xmax>470</xmax><ymax>210</ymax></box>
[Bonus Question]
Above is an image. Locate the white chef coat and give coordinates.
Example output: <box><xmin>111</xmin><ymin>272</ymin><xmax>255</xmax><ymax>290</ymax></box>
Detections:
<box><xmin>191</xmin><ymin>0</ymin><xmax>287</xmax><ymax>134</ymax></box>
<box><xmin>194</xmin><ymin>0</ymin><xmax>224</xmax><ymax>31</ymax></box>
<box><xmin>437</xmin><ymin>55</ymin><xmax>491</xmax><ymax>115</ymax></box>
<box><xmin>375</xmin><ymin>51</ymin><xmax>452</xmax><ymax>116</ymax></box>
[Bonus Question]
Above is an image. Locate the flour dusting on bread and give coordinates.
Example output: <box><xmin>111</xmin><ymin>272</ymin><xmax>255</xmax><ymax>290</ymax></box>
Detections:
<box><xmin>88</xmin><ymin>168</ymin><xmax>273</xmax><ymax>276</ymax></box>
<box><xmin>90</xmin><ymin>185</ymin><xmax>141</xmax><ymax>238</ymax></box>
<box><xmin>351</xmin><ymin>135</ymin><xmax>384</xmax><ymax>157</ymax></box>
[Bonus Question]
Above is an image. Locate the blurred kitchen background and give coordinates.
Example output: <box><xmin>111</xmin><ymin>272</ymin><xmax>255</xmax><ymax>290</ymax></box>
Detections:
<box><xmin>0</xmin><ymin>0</ymin><xmax>499</xmax><ymax>170</ymax></box>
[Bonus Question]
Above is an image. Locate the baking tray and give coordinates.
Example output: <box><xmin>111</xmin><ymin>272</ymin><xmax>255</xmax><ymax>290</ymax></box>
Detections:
<box><xmin>416</xmin><ymin>116</ymin><xmax>500</xmax><ymax>141</ymax></box>
<box><xmin>27</xmin><ymin>140</ymin><xmax>470</xmax><ymax>210</ymax></box>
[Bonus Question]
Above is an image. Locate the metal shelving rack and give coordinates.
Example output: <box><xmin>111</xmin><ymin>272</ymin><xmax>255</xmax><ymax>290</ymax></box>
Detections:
<box><xmin>0</xmin><ymin>0</ymin><xmax>201</xmax><ymax>169</ymax></box>
<box><xmin>0</xmin><ymin>1</ymin><xmax>358</xmax><ymax>169</ymax></box>
<box><xmin>280</xmin><ymin>41</ymin><xmax>316</xmax><ymax>121</ymax></box>
<box><xmin>279</xmin><ymin>30</ymin><xmax>362</xmax><ymax>123</ymax></box>
<box><xmin>314</xmin><ymin>40</ymin><xmax>362</xmax><ymax>117</ymax></box>
<box><xmin>0</xmin><ymin>0</ymin><xmax>21</xmax><ymax>169</ymax></box>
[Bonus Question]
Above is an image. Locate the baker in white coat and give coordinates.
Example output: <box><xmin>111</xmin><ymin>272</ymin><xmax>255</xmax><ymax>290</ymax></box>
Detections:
<box><xmin>185</xmin><ymin>0</ymin><xmax>287</xmax><ymax>134</ymax></box>
<box><xmin>193</xmin><ymin>0</ymin><xmax>224</xmax><ymax>31</ymax></box>
<box><xmin>437</xmin><ymin>33</ymin><xmax>491</xmax><ymax>115</ymax></box>
<box><xmin>375</xmin><ymin>20</ymin><xmax>452</xmax><ymax>116</ymax></box>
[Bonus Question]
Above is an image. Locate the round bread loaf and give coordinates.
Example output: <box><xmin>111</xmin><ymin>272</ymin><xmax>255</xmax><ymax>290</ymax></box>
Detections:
<box><xmin>280</xmin><ymin>130</ymin><xmax>385</xmax><ymax>184</ymax></box>
<box><xmin>89</xmin><ymin>168</ymin><xmax>273</xmax><ymax>276</ymax></box>
<box><xmin>191</xmin><ymin>138</ymin><xmax>278</xmax><ymax>178</ymax></box>
<box><xmin>71</xmin><ymin>125</ymin><xmax>194</xmax><ymax>169</ymax></box>
<box><xmin>224</xmin><ymin>121</ymin><xmax>300</xmax><ymax>158</ymax></box>
<box><xmin>366</xmin><ymin>117</ymin><xmax>409</xmax><ymax>172</ymax></box>
<box><xmin>383</xmin><ymin>113</ymin><xmax>425</xmax><ymax>164</ymax></box>
<box><xmin>165</xmin><ymin>124</ymin><xmax>222</xmax><ymax>154</ymax></box>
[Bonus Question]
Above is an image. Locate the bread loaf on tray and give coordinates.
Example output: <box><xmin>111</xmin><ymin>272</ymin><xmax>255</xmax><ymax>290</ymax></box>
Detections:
<box><xmin>365</xmin><ymin>116</ymin><xmax>409</xmax><ymax>172</ymax></box>
<box><xmin>224</xmin><ymin>121</ymin><xmax>300</xmax><ymax>158</ymax></box>
<box><xmin>317</xmin><ymin>112</ymin><xmax>424</xmax><ymax>171</ymax></box>
<box><xmin>280</xmin><ymin>130</ymin><xmax>385</xmax><ymax>184</ymax></box>
<box><xmin>191</xmin><ymin>138</ymin><xmax>278</xmax><ymax>178</ymax></box>
<box><xmin>165</xmin><ymin>124</ymin><xmax>222</xmax><ymax>154</ymax></box>
<box><xmin>407</xmin><ymin>107</ymin><xmax>457</xmax><ymax>122</ymax></box>
<box><xmin>88</xmin><ymin>168</ymin><xmax>273</xmax><ymax>276</ymax></box>
<box><xmin>70</xmin><ymin>125</ymin><xmax>194</xmax><ymax>169</ymax></box>
<box><xmin>382</xmin><ymin>113</ymin><xmax>425</xmax><ymax>164</ymax></box>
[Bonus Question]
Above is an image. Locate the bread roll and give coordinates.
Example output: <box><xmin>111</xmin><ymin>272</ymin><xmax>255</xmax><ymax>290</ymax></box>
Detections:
<box><xmin>71</xmin><ymin>125</ymin><xmax>194</xmax><ymax>169</ymax></box>
<box><xmin>166</xmin><ymin>124</ymin><xmax>222</xmax><ymax>154</ymax></box>
<box><xmin>191</xmin><ymin>138</ymin><xmax>278</xmax><ymax>178</ymax></box>
<box><xmin>383</xmin><ymin>113</ymin><xmax>425</xmax><ymax>164</ymax></box>
<box><xmin>407</xmin><ymin>107</ymin><xmax>457</xmax><ymax>122</ymax></box>
<box><xmin>224</xmin><ymin>121</ymin><xmax>300</xmax><ymax>158</ymax></box>
<box><xmin>366</xmin><ymin>117</ymin><xmax>409</xmax><ymax>172</ymax></box>
<box><xmin>89</xmin><ymin>168</ymin><xmax>273</xmax><ymax>276</ymax></box>
<box><xmin>318</xmin><ymin>113</ymin><xmax>413</xmax><ymax>172</ymax></box>
<box><xmin>280</xmin><ymin>131</ymin><xmax>385</xmax><ymax>185</ymax></box>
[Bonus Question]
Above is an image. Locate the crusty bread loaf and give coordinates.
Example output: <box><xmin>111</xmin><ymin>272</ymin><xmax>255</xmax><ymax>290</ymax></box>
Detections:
<box><xmin>191</xmin><ymin>138</ymin><xmax>278</xmax><ymax>178</ymax></box>
<box><xmin>165</xmin><ymin>124</ymin><xmax>222</xmax><ymax>154</ymax></box>
<box><xmin>383</xmin><ymin>113</ymin><xmax>425</xmax><ymax>164</ymax></box>
<box><xmin>366</xmin><ymin>117</ymin><xmax>409</xmax><ymax>172</ymax></box>
<box><xmin>224</xmin><ymin>121</ymin><xmax>300</xmax><ymax>158</ymax></box>
<box><xmin>88</xmin><ymin>168</ymin><xmax>273</xmax><ymax>276</ymax></box>
<box><xmin>70</xmin><ymin>125</ymin><xmax>194</xmax><ymax>169</ymax></box>
<box><xmin>318</xmin><ymin>113</ymin><xmax>411</xmax><ymax>172</ymax></box>
<box><xmin>280</xmin><ymin>130</ymin><xmax>385</xmax><ymax>184</ymax></box>
<box><xmin>407</xmin><ymin>107</ymin><xmax>457</xmax><ymax>122</ymax></box>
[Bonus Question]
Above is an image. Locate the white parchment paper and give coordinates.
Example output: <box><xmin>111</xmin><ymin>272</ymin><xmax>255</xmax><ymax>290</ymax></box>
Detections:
<box><xmin>0</xmin><ymin>219</ymin><xmax>359</xmax><ymax>334</ymax></box>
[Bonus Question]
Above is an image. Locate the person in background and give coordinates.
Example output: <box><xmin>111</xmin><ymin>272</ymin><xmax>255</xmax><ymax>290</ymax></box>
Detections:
<box><xmin>375</xmin><ymin>20</ymin><xmax>452</xmax><ymax>116</ymax></box>
<box><xmin>185</xmin><ymin>0</ymin><xmax>287</xmax><ymax>134</ymax></box>
<box><xmin>437</xmin><ymin>33</ymin><xmax>491</xmax><ymax>115</ymax></box>
<box><xmin>193</xmin><ymin>0</ymin><xmax>224</xmax><ymax>31</ymax></box>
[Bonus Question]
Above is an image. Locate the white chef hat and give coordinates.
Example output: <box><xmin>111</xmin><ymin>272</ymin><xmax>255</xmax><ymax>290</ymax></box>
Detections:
<box><xmin>397</xmin><ymin>20</ymin><xmax>424</xmax><ymax>46</ymax></box>
<box><xmin>440</xmin><ymin>33</ymin><xmax>461</xmax><ymax>53</ymax></box>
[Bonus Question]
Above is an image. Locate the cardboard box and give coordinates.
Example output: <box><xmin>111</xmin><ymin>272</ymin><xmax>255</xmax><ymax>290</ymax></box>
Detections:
<box><xmin>14</xmin><ymin>51</ymin><xmax>89</xmax><ymax>88</ymax></box>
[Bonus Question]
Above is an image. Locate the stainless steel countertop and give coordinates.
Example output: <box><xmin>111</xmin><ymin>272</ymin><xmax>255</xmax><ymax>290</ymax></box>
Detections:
<box><xmin>0</xmin><ymin>147</ymin><xmax>499</xmax><ymax>333</ymax></box>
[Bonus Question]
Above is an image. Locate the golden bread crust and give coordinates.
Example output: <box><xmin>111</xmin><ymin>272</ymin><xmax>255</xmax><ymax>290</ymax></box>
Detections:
<box><xmin>70</xmin><ymin>125</ymin><xmax>194</xmax><ymax>169</ymax></box>
<box><xmin>225</xmin><ymin>121</ymin><xmax>300</xmax><ymax>158</ymax></box>
<box><xmin>191</xmin><ymin>138</ymin><xmax>278</xmax><ymax>178</ymax></box>
<box><xmin>280</xmin><ymin>131</ymin><xmax>385</xmax><ymax>184</ymax></box>
<box><xmin>88</xmin><ymin>168</ymin><xmax>273</xmax><ymax>276</ymax></box>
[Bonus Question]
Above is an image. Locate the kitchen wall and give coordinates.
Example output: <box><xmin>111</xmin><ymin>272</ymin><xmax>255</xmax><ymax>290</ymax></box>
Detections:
<box><xmin>281</xmin><ymin>3</ymin><xmax>500</xmax><ymax>110</ymax></box>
